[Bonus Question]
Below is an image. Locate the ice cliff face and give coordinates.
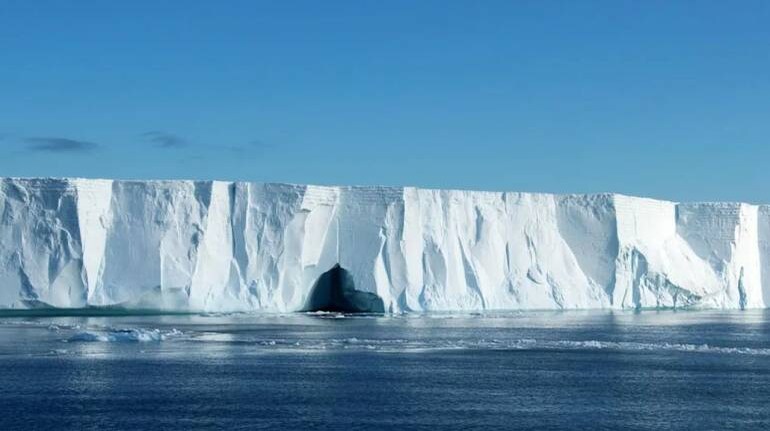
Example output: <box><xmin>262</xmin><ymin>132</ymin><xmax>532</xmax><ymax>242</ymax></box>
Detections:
<box><xmin>1</xmin><ymin>177</ymin><xmax>769</xmax><ymax>312</ymax></box>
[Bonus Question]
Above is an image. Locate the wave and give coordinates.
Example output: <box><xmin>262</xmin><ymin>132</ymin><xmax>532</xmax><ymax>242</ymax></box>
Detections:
<box><xmin>207</xmin><ymin>336</ymin><xmax>770</xmax><ymax>356</ymax></box>
<box><xmin>67</xmin><ymin>328</ymin><xmax>182</xmax><ymax>343</ymax></box>
<box><xmin>509</xmin><ymin>339</ymin><xmax>770</xmax><ymax>356</ymax></box>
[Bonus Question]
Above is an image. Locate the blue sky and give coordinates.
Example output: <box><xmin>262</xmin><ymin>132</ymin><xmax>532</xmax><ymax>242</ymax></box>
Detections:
<box><xmin>1</xmin><ymin>1</ymin><xmax>769</xmax><ymax>202</ymax></box>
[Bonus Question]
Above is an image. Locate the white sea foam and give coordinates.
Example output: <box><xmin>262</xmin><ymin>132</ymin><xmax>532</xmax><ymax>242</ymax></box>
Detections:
<box><xmin>67</xmin><ymin>328</ymin><xmax>182</xmax><ymax>343</ymax></box>
<box><xmin>223</xmin><ymin>336</ymin><xmax>770</xmax><ymax>356</ymax></box>
<box><xmin>532</xmin><ymin>339</ymin><xmax>770</xmax><ymax>356</ymax></box>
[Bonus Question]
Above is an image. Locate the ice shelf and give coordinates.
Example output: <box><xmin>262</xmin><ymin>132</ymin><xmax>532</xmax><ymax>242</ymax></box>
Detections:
<box><xmin>1</xmin><ymin>177</ymin><xmax>768</xmax><ymax>311</ymax></box>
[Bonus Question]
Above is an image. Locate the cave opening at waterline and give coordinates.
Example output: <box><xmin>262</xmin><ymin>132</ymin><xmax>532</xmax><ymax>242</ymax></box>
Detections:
<box><xmin>302</xmin><ymin>264</ymin><xmax>385</xmax><ymax>313</ymax></box>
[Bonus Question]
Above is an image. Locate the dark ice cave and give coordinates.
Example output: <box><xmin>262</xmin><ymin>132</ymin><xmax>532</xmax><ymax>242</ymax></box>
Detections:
<box><xmin>302</xmin><ymin>264</ymin><xmax>385</xmax><ymax>313</ymax></box>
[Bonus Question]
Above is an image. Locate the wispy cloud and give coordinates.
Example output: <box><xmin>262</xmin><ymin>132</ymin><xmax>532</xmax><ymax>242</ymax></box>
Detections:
<box><xmin>225</xmin><ymin>139</ymin><xmax>274</xmax><ymax>155</ymax></box>
<box><xmin>24</xmin><ymin>137</ymin><xmax>99</xmax><ymax>153</ymax></box>
<box><xmin>142</xmin><ymin>131</ymin><xmax>188</xmax><ymax>148</ymax></box>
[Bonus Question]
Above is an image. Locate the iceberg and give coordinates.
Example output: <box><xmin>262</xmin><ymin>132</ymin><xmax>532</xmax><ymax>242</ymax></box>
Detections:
<box><xmin>1</xmin><ymin>177</ymin><xmax>768</xmax><ymax>312</ymax></box>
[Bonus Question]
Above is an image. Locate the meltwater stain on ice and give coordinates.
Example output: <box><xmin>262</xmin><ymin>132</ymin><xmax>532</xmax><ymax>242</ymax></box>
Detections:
<box><xmin>302</xmin><ymin>264</ymin><xmax>385</xmax><ymax>313</ymax></box>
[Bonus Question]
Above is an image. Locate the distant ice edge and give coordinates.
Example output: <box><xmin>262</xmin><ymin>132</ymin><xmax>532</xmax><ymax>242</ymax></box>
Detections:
<box><xmin>1</xmin><ymin>177</ymin><xmax>769</xmax><ymax>312</ymax></box>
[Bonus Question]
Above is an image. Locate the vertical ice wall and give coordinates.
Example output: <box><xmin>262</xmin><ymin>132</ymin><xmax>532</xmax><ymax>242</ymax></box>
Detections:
<box><xmin>0</xmin><ymin>177</ymin><xmax>768</xmax><ymax>311</ymax></box>
<box><xmin>0</xmin><ymin>179</ymin><xmax>85</xmax><ymax>307</ymax></box>
<box><xmin>758</xmin><ymin>206</ymin><xmax>770</xmax><ymax>306</ymax></box>
<box><xmin>613</xmin><ymin>196</ymin><xmax>764</xmax><ymax>309</ymax></box>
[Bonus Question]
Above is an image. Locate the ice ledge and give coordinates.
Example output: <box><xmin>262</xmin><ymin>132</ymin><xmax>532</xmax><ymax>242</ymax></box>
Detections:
<box><xmin>1</xmin><ymin>177</ymin><xmax>768</xmax><ymax>312</ymax></box>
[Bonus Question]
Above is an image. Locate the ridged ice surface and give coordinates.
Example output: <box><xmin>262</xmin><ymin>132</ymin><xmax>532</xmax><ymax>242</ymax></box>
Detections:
<box><xmin>1</xmin><ymin>177</ymin><xmax>769</xmax><ymax>311</ymax></box>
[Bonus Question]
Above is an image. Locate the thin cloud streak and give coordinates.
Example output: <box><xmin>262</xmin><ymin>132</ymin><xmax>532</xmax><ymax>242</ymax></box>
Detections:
<box><xmin>142</xmin><ymin>131</ymin><xmax>188</xmax><ymax>148</ymax></box>
<box><xmin>225</xmin><ymin>139</ymin><xmax>275</xmax><ymax>155</ymax></box>
<box><xmin>24</xmin><ymin>137</ymin><xmax>99</xmax><ymax>153</ymax></box>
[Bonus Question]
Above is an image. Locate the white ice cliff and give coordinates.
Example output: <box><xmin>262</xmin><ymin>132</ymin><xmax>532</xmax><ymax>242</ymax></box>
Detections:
<box><xmin>1</xmin><ymin>177</ymin><xmax>769</xmax><ymax>312</ymax></box>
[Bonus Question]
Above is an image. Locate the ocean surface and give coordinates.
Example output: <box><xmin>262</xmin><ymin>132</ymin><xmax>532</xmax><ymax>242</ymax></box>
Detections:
<box><xmin>1</xmin><ymin>310</ymin><xmax>770</xmax><ymax>430</ymax></box>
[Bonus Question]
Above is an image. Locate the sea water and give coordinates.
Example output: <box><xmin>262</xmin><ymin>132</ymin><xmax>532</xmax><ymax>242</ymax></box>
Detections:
<box><xmin>1</xmin><ymin>310</ymin><xmax>770</xmax><ymax>430</ymax></box>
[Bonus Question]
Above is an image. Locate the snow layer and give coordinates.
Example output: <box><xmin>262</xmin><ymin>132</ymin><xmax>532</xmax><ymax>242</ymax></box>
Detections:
<box><xmin>1</xmin><ymin>177</ymin><xmax>768</xmax><ymax>311</ymax></box>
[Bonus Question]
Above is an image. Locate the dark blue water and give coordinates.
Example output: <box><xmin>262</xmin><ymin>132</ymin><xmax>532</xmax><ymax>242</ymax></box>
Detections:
<box><xmin>2</xmin><ymin>310</ymin><xmax>770</xmax><ymax>430</ymax></box>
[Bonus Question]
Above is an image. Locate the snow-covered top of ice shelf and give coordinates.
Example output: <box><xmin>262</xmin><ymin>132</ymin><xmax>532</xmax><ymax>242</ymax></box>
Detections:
<box><xmin>7</xmin><ymin>175</ymin><xmax>758</xmax><ymax>204</ymax></box>
<box><xmin>0</xmin><ymin>177</ymin><xmax>720</xmax><ymax>206</ymax></box>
